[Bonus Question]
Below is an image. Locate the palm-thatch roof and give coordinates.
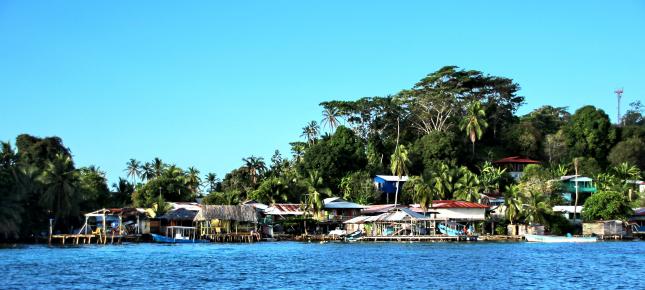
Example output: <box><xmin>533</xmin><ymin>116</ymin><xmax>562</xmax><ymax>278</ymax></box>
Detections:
<box><xmin>194</xmin><ymin>205</ymin><xmax>258</xmax><ymax>223</ymax></box>
<box><xmin>158</xmin><ymin>208</ymin><xmax>198</xmax><ymax>221</ymax></box>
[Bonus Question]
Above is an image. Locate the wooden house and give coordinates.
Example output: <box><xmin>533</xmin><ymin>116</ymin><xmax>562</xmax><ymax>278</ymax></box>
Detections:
<box><xmin>493</xmin><ymin>156</ymin><xmax>540</xmax><ymax>180</ymax></box>
<box><xmin>583</xmin><ymin>220</ymin><xmax>628</xmax><ymax>238</ymax></box>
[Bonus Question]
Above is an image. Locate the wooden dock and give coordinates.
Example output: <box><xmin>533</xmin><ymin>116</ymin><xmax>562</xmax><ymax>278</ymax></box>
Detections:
<box><xmin>202</xmin><ymin>233</ymin><xmax>261</xmax><ymax>243</ymax></box>
<box><xmin>358</xmin><ymin>235</ymin><xmax>478</xmax><ymax>242</ymax></box>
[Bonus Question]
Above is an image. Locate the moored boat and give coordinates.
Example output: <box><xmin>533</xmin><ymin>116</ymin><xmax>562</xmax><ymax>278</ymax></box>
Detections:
<box><xmin>524</xmin><ymin>234</ymin><xmax>597</xmax><ymax>243</ymax></box>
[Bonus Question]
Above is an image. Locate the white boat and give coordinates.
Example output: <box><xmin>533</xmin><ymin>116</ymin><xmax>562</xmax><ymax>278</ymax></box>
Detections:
<box><xmin>525</xmin><ymin>234</ymin><xmax>597</xmax><ymax>243</ymax></box>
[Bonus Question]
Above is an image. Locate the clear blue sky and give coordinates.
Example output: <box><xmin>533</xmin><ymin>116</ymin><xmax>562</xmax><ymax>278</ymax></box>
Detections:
<box><xmin>1</xmin><ymin>1</ymin><xmax>644</xmax><ymax>185</ymax></box>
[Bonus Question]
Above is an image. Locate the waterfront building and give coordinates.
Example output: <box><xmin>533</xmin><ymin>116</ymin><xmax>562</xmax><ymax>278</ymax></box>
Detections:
<box><xmin>194</xmin><ymin>205</ymin><xmax>260</xmax><ymax>241</ymax></box>
<box><xmin>493</xmin><ymin>156</ymin><xmax>540</xmax><ymax>180</ymax></box>
<box><xmin>558</xmin><ymin>175</ymin><xmax>597</xmax><ymax>205</ymax></box>
<box><xmin>373</xmin><ymin>175</ymin><xmax>409</xmax><ymax>202</ymax></box>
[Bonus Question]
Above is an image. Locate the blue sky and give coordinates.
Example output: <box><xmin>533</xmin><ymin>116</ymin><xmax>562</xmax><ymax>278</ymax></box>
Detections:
<box><xmin>1</xmin><ymin>1</ymin><xmax>644</xmax><ymax>185</ymax></box>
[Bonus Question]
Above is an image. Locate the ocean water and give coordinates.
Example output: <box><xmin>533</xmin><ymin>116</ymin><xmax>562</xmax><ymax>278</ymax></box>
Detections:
<box><xmin>0</xmin><ymin>241</ymin><xmax>643</xmax><ymax>289</ymax></box>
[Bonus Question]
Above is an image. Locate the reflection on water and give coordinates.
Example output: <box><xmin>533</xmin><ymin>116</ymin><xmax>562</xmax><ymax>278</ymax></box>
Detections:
<box><xmin>1</xmin><ymin>241</ymin><xmax>642</xmax><ymax>289</ymax></box>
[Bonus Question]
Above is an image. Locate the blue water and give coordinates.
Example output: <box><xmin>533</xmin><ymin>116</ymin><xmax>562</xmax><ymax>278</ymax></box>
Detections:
<box><xmin>1</xmin><ymin>241</ymin><xmax>643</xmax><ymax>289</ymax></box>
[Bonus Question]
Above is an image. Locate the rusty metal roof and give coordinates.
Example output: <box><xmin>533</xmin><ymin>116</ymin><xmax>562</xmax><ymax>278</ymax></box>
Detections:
<box><xmin>493</xmin><ymin>156</ymin><xmax>540</xmax><ymax>164</ymax></box>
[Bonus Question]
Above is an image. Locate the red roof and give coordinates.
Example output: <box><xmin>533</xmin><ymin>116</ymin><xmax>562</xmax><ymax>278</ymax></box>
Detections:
<box><xmin>493</xmin><ymin>156</ymin><xmax>540</xmax><ymax>164</ymax></box>
<box><xmin>271</xmin><ymin>204</ymin><xmax>301</xmax><ymax>212</ymax></box>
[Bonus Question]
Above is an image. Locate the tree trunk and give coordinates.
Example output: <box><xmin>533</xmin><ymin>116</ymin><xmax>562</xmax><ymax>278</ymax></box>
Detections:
<box><xmin>394</xmin><ymin>181</ymin><xmax>399</xmax><ymax>207</ymax></box>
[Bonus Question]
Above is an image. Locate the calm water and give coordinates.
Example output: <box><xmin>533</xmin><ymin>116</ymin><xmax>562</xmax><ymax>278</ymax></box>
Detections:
<box><xmin>1</xmin><ymin>241</ymin><xmax>643</xmax><ymax>289</ymax></box>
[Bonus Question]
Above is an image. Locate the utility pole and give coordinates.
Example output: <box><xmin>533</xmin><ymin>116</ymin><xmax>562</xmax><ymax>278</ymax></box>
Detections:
<box><xmin>615</xmin><ymin>88</ymin><xmax>624</xmax><ymax>126</ymax></box>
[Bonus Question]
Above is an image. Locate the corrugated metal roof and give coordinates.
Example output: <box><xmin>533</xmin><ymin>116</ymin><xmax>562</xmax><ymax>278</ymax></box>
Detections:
<box><xmin>362</xmin><ymin>204</ymin><xmax>397</xmax><ymax>214</ymax></box>
<box><xmin>323</xmin><ymin>197</ymin><xmax>365</xmax><ymax>209</ymax></box>
<box><xmin>493</xmin><ymin>156</ymin><xmax>540</xmax><ymax>164</ymax></box>
<box><xmin>264</xmin><ymin>204</ymin><xmax>303</xmax><ymax>215</ymax></box>
<box><xmin>421</xmin><ymin>200</ymin><xmax>489</xmax><ymax>209</ymax></box>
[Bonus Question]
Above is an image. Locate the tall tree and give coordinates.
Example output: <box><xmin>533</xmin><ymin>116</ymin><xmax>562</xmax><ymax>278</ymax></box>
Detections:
<box><xmin>186</xmin><ymin>167</ymin><xmax>201</xmax><ymax>195</ymax></box>
<box><xmin>302</xmin><ymin>170</ymin><xmax>331</xmax><ymax>225</ymax></box>
<box><xmin>38</xmin><ymin>154</ymin><xmax>80</xmax><ymax>225</ymax></box>
<box><xmin>390</xmin><ymin>144</ymin><xmax>409</xmax><ymax>206</ymax></box>
<box><xmin>141</xmin><ymin>162</ymin><xmax>155</xmax><ymax>182</ymax></box>
<box><xmin>321</xmin><ymin>107</ymin><xmax>341</xmax><ymax>133</ymax></box>
<box><xmin>112</xmin><ymin>178</ymin><xmax>134</xmax><ymax>207</ymax></box>
<box><xmin>301</xmin><ymin>121</ymin><xmax>320</xmax><ymax>145</ymax></box>
<box><xmin>204</xmin><ymin>173</ymin><xmax>219</xmax><ymax>193</ymax></box>
<box><xmin>242</xmin><ymin>156</ymin><xmax>266</xmax><ymax>186</ymax></box>
<box><xmin>407</xmin><ymin>176</ymin><xmax>434</xmax><ymax>213</ymax></box>
<box><xmin>461</xmin><ymin>100</ymin><xmax>488</xmax><ymax>157</ymax></box>
<box><xmin>563</xmin><ymin>106</ymin><xmax>616</xmax><ymax>165</ymax></box>
<box><xmin>152</xmin><ymin>157</ymin><xmax>165</xmax><ymax>178</ymax></box>
<box><xmin>125</xmin><ymin>159</ymin><xmax>141</xmax><ymax>184</ymax></box>
<box><xmin>504</xmin><ymin>185</ymin><xmax>522</xmax><ymax>228</ymax></box>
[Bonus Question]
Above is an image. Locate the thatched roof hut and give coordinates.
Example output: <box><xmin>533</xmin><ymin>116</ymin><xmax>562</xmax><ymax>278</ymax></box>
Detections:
<box><xmin>194</xmin><ymin>205</ymin><xmax>259</xmax><ymax>223</ymax></box>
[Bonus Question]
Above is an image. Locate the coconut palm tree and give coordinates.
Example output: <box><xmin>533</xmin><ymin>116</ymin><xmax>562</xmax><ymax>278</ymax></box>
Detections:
<box><xmin>504</xmin><ymin>185</ymin><xmax>522</xmax><ymax>234</ymax></box>
<box><xmin>321</xmin><ymin>107</ymin><xmax>341</xmax><ymax>133</ymax></box>
<box><xmin>302</xmin><ymin>170</ymin><xmax>331</xmax><ymax>234</ymax></box>
<box><xmin>613</xmin><ymin>162</ymin><xmax>641</xmax><ymax>201</ymax></box>
<box><xmin>460</xmin><ymin>100</ymin><xmax>488</xmax><ymax>157</ymax></box>
<box><xmin>186</xmin><ymin>167</ymin><xmax>201</xmax><ymax>195</ymax></box>
<box><xmin>523</xmin><ymin>191</ymin><xmax>550</xmax><ymax>225</ymax></box>
<box><xmin>205</xmin><ymin>173</ymin><xmax>219</xmax><ymax>193</ymax></box>
<box><xmin>38</xmin><ymin>154</ymin><xmax>80</xmax><ymax>222</ymax></box>
<box><xmin>432</xmin><ymin>163</ymin><xmax>465</xmax><ymax>200</ymax></box>
<box><xmin>242</xmin><ymin>156</ymin><xmax>267</xmax><ymax>185</ymax></box>
<box><xmin>141</xmin><ymin>162</ymin><xmax>155</xmax><ymax>182</ymax></box>
<box><xmin>456</xmin><ymin>170</ymin><xmax>480</xmax><ymax>202</ymax></box>
<box><xmin>125</xmin><ymin>159</ymin><xmax>141</xmax><ymax>184</ymax></box>
<box><xmin>390</xmin><ymin>144</ymin><xmax>409</xmax><ymax>206</ymax></box>
<box><xmin>112</xmin><ymin>178</ymin><xmax>134</xmax><ymax>207</ymax></box>
<box><xmin>301</xmin><ymin>121</ymin><xmax>320</xmax><ymax>145</ymax></box>
<box><xmin>152</xmin><ymin>157</ymin><xmax>165</xmax><ymax>178</ymax></box>
<box><xmin>408</xmin><ymin>176</ymin><xmax>434</xmax><ymax>213</ymax></box>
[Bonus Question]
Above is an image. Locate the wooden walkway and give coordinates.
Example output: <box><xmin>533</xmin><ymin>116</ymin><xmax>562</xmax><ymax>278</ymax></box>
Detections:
<box><xmin>202</xmin><ymin>233</ymin><xmax>261</xmax><ymax>243</ymax></box>
<box><xmin>50</xmin><ymin>233</ymin><xmax>142</xmax><ymax>245</ymax></box>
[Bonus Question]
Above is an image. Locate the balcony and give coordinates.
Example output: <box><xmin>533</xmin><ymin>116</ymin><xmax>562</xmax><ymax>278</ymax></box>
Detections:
<box><xmin>564</xmin><ymin>184</ymin><xmax>597</xmax><ymax>193</ymax></box>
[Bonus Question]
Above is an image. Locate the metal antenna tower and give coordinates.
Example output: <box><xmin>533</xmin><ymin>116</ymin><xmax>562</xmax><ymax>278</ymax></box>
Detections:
<box><xmin>615</xmin><ymin>88</ymin><xmax>623</xmax><ymax>125</ymax></box>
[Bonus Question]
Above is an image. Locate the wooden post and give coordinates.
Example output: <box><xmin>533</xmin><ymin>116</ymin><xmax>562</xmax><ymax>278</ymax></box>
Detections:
<box><xmin>48</xmin><ymin>219</ymin><xmax>53</xmax><ymax>246</ymax></box>
<box><xmin>102</xmin><ymin>210</ymin><xmax>107</xmax><ymax>244</ymax></box>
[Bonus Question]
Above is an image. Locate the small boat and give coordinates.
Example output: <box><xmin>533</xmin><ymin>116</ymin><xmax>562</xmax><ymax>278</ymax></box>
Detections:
<box><xmin>524</xmin><ymin>234</ymin><xmax>597</xmax><ymax>243</ymax></box>
<box><xmin>151</xmin><ymin>226</ymin><xmax>209</xmax><ymax>243</ymax></box>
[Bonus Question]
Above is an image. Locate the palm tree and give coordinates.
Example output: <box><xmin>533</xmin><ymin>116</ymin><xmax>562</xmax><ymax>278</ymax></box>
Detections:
<box><xmin>390</xmin><ymin>144</ymin><xmax>409</xmax><ymax>206</ymax></box>
<box><xmin>301</xmin><ymin>121</ymin><xmax>320</xmax><ymax>145</ymax></box>
<box><xmin>205</xmin><ymin>173</ymin><xmax>219</xmax><ymax>193</ymax></box>
<box><xmin>523</xmin><ymin>191</ymin><xmax>551</xmax><ymax>225</ymax></box>
<box><xmin>38</xmin><ymin>154</ymin><xmax>80</xmax><ymax>223</ymax></box>
<box><xmin>125</xmin><ymin>159</ymin><xmax>141</xmax><ymax>184</ymax></box>
<box><xmin>141</xmin><ymin>162</ymin><xmax>155</xmax><ymax>182</ymax></box>
<box><xmin>460</xmin><ymin>100</ymin><xmax>488</xmax><ymax>157</ymax></box>
<box><xmin>152</xmin><ymin>157</ymin><xmax>165</xmax><ymax>178</ymax></box>
<box><xmin>242</xmin><ymin>156</ymin><xmax>267</xmax><ymax>185</ymax></box>
<box><xmin>112</xmin><ymin>178</ymin><xmax>134</xmax><ymax>207</ymax></box>
<box><xmin>504</xmin><ymin>185</ymin><xmax>522</xmax><ymax>235</ymax></box>
<box><xmin>302</xmin><ymin>170</ymin><xmax>331</xmax><ymax>234</ymax></box>
<box><xmin>456</xmin><ymin>170</ymin><xmax>480</xmax><ymax>202</ymax></box>
<box><xmin>432</xmin><ymin>163</ymin><xmax>465</xmax><ymax>200</ymax></box>
<box><xmin>321</xmin><ymin>107</ymin><xmax>341</xmax><ymax>133</ymax></box>
<box><xmin>408</xmin><ymin>176</ymin><xmax>435</xmax><ymax>214</ymax></box>
<box><xmin>186</xmin><ymin>167</ymin><xmax>201</xmax><ymax>195</ymax></box>
<box><xmin>613</xmin><ymin>162</ymin><xmax>641</xmax><ymax>201</ymax></box>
